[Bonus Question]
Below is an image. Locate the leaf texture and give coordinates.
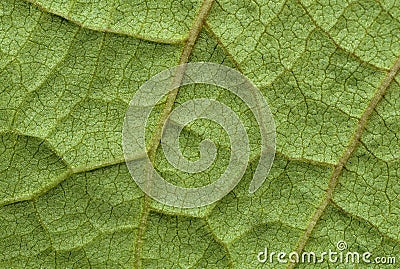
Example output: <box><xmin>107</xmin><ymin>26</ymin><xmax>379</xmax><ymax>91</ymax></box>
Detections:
<box><xmin>1</xmin><ymin>0</ymin><xmax>400</xmax><ymax>268</ymax></box>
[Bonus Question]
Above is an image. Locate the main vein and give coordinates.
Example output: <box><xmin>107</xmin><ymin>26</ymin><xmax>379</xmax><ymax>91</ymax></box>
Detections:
<box><xmin>287</xmin><ymin>56</ymin><xmax>400</xmax><ymax>269</ymax></box>
<box><xmin>133</xmin><ymin>0</ymin><xmax>215</xmax><ymax>268</ymax></box>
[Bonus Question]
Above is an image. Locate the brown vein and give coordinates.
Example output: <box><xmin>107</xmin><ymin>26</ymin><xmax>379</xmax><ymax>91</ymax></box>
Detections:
<box><xmin>287</xmin><ymin>55</ymin><xmax>400</xmax><ymax>269</ymax></box>
<box><xmin>133</xmin><ymin>0</ymin><xmax>215</xmax><ymax>268</ymax></box>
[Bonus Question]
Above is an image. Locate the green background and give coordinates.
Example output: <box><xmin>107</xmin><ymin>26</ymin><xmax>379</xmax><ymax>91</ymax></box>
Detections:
<box><xmin>1</xmin><ymin>0</ymin><xmax>400</xmax><ymax>268</ymax></box>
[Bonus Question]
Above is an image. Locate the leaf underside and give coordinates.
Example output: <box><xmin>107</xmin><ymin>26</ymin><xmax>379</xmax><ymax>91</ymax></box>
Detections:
<box><xmin>1</xmin><ymin>0</ymin><xmax>400</xmax><ymax>268</ymax></box>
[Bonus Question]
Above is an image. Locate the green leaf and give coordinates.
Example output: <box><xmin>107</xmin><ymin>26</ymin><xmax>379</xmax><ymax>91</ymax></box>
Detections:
<box><xmin>1</xmin><ymin>0</ymin><xmax>400</xmax><ymax>268</ymax></box>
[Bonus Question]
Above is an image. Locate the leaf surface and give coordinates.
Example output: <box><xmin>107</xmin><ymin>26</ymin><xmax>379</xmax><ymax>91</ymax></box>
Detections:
<box><xmin>1</xmin><ymin>0</ymin><xmax>400</xmax><ymax>268</ymax></box>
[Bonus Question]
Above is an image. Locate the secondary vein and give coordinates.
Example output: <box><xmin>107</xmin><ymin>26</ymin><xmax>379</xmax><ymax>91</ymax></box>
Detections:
<box><xmin>287</xmin><ymin>55</ymin><xmax>400</xmax><ymax>269</ymax></box>
<box><xmin>133</xmin><ymin>0</ymin><xmax>215</xmax><ymax>268</ymax></box>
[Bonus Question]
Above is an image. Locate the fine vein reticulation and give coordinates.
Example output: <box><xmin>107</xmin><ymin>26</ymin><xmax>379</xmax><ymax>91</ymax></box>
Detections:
<box><xmin>2</xmin><ymin>0</ymin><xmax>400</xmax><ymax>268</ymax></box>
<box><xmin>287</xmin><ymin>55</ymin><xmax>400</xmax><ymax>269</ymax></box>
<box><xmin>133</xmin><ymin>0</ymin><xmax>215</xmax><ymax>267</ymax></box>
